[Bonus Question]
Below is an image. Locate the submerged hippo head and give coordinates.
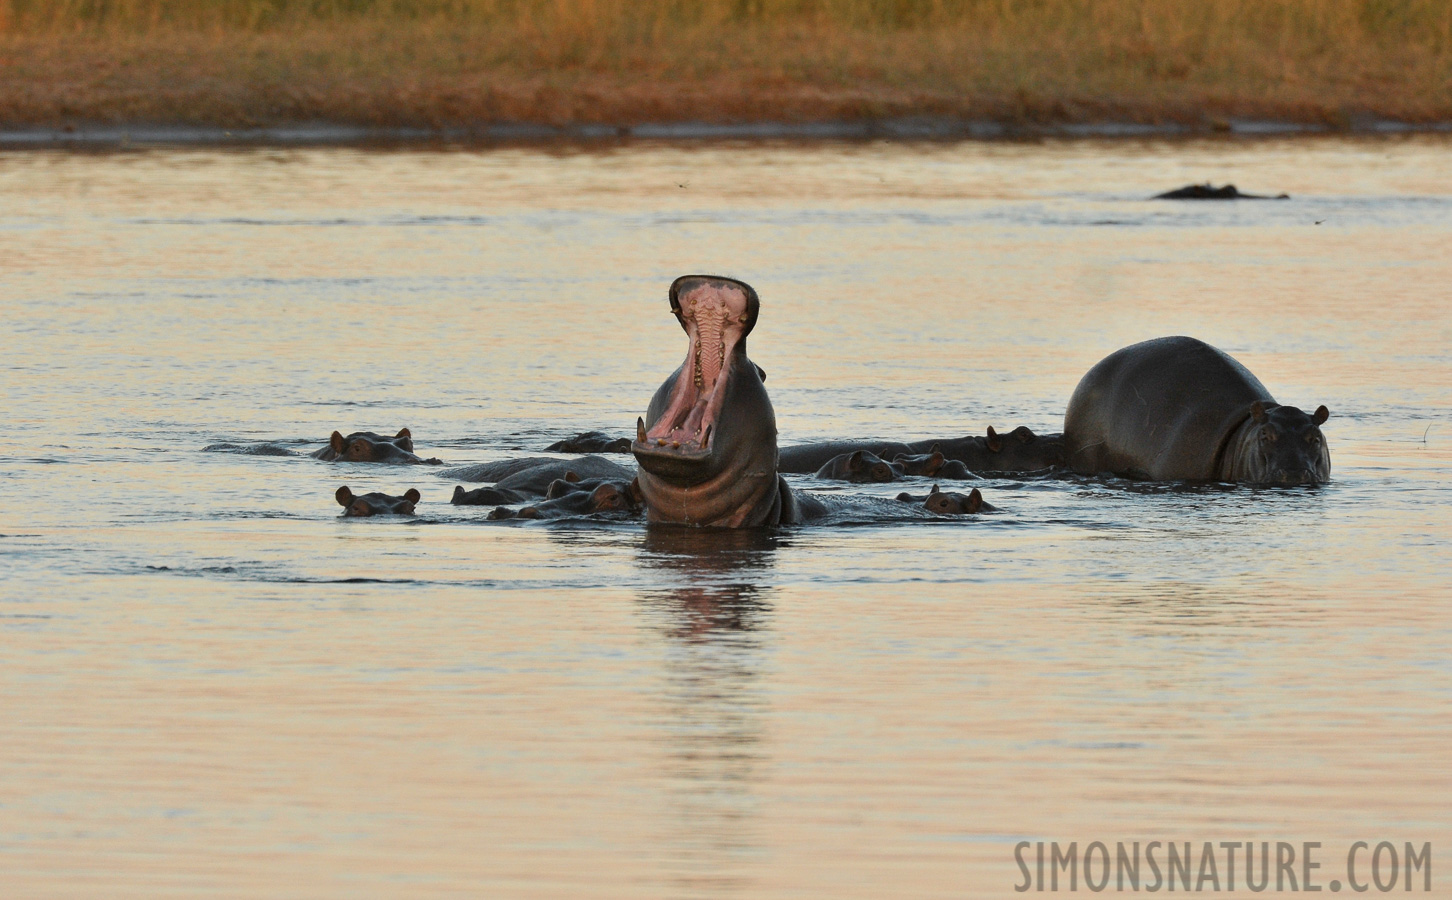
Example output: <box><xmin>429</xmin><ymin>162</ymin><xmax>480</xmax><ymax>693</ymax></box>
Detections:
<box><xmin>321</xmin><ymin>428</ymin><xmax>439</xmax><ymax>464</ymax></box>
<box><xmin>816</xmin><ymin>449</ymin><xmax>897</xmax><ymax>483</ymax></box>
<box><xmin>633</xmin><ymin>275</ymin><xmax>790</xmax><ymax>527</ymax></box>
<box><xmin>489</xmin><ymin>481</ymin><xmax>640</xmax><ymax>520</ymax></box>
<box><xmin>1224</xmin><ymin>402</ymin><xmax>1331</xmax><ymax>485</ymax></box>
<box><xmin>335</xmin><ymin>485</ymin><xmax>421</xmax><ymax>517</ymax></box>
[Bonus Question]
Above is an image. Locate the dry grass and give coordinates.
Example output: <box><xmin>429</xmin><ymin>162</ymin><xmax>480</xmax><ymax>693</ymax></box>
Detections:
<box><xmin>2</xmin><ymin>0</ymin><xmax>1450</xmax><ymax>128</ymax></box>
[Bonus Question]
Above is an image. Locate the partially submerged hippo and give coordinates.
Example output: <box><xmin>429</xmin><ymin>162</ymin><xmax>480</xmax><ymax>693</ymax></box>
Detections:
<box><xmin>487</xmin><ymin>481</ymin><xmax>639</xmax><ymax>520</ymax></box>
<box><xmin>1154</xmin><ymin>183</ymin><xmax>1289</xmax><ymax>200</ymax></box>
<box><xmin>896</xmin><ymin>484</ymin><xmax>994</xmax><ymax>515</ymax></box>
<box><xmin>780</xmin><ymin>425</ymin><xmax>1063</xmax><ymax>475</ymax></box>
<box><xmin>904</xmin><ymin>426</ymin><xmax>1065</xmax><ymax>472</ymax></box>
<box><xmin>451</xmin><ymin>485</ymin><xmax>527</xmax><ymax>506</ymax></box>
<box><xmin>1064</xmin><ymin>336</ymin><xmax>1330</xmax><ymax>484</ymax></box>
<box><xmin>494</xmin><ymin>457</ymin><xmax>635</xmax><ymax>497</ymax></box>
<box><xmin>890</xmin><ymin>449</ymin><xmax>976</xmax><ymax>480</ymax></box>
<box><xmin>313</xmin><ymin>428</ymin><xmax>442</xmax><ymax>465</ymax></box>
<box><xmin>335</xmin><ymin>485</ymin><xmax>421</xmax><ymax>517</ymax></box>
<box><xmin>440</xmin><ymin>455</ymin><xmax>633</xmax><ymax>489</ymax></box>
<box><xmin>633</xmin><ymin>275</ymin><xmax>812</xmax><ymax>527</ymax></box>
<box><xmin>545</xmin><ymin>431</ymin><xmax>632</xmax><ymax>453</ymax></box>
<box><xmin>815</xmin><ymin>449</ymin><xmax>898</xmax><ymax>483</ymax></box>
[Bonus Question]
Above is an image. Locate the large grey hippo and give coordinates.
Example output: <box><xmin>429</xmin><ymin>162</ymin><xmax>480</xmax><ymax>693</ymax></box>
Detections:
<box><xmin>1064</xmin><ymin>336</ymin><xmax>1330</xmax><ymax>484</ymax></box>
<box><xmin>632</xmin><ymin>275</ymin><xmax>811</xmax><ymax>527</ymax></box>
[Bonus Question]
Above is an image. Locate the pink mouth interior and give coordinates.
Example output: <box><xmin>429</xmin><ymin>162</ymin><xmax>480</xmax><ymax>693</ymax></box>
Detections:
<box><xmin>644</xmin><ymin>280</ymin><xmax>752</xmax><ymax>453</ymax></box>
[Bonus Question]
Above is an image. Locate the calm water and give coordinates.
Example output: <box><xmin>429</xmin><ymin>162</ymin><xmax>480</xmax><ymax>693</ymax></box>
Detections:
<box><xmin>2</xmin><ymin>138</ymin><xmax>1450</xmax><ymax>898</ymax></box>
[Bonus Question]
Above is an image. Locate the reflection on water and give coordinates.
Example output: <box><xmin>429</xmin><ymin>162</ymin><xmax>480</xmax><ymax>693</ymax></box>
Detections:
<box><xmin>1</xmin><ymin>137</ymin><xmax>1450</xmax><ymax>898</ymax></box>
<box><xmin>634</xmin><ymin>528</ymin><xmax>782</xmax><ymax>895</ymax></box>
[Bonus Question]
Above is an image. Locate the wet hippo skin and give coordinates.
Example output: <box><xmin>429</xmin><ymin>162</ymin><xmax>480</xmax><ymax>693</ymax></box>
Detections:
<box><xmin>335</xmin><ymin>486</ymin><xmax>421</xmax><ymax>517</ymax></box>
<box><xmin>312</xmin><ymin>428</ymin><xmax>442</xmax><ymax>465</ymax></box>
<box><xmin>1063</xmin><ymin>336</ymin><xmax>1331</xmax><ymax>484</ymax></box>
<box><xmin>632</xmin><ymin>275</ymin><xmax>815</xmax><ymax>527</ymax></box>
<box><xmin>895</xmin><ymin>484</ymin><xmax>994</xmax><ymax>515</ymax></box>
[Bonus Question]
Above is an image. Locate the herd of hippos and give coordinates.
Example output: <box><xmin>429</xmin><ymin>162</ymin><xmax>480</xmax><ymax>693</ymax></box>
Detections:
<box><xmin>213</xmin><ymin>273</ymin><xmax>1332</xmax><ymax>528</ymax></box>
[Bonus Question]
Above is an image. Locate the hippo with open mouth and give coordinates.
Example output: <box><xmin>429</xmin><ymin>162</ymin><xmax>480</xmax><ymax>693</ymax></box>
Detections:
<box><xmin>1064</xmin><ymin>336</ymin><xmax>1331</xmax><ymax>484</ymax></box>
<box><xmin>632</xmin><ymin>275</ymin><xmax>808</xmax><ymax>527</ymax></box>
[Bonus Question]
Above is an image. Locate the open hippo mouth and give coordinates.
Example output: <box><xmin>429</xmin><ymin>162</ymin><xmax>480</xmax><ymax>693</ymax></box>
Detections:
<box><xmin>633</xmin><ymin>275</ymin><xmax>759</xmax><ymax>480</ymax></box>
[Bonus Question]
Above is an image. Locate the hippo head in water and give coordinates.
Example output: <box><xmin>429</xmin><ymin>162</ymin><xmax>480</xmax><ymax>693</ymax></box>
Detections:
<box><xmin>335</xmin><ymin>485</ymin><xmax>421</xmax><ymax>517</ymax></box>
<box><xmin>1222</xmin><ymin>402</ymin><xmax>1331</xmax><ymax>485</ymax></box>
<box><xmin>633</xmin><ymin>275</ymin><xmax>794</xmax><ymax>527</ymax></box>
<box><xmin>319</xmin><ymin>428</ymin><xmax>440</xmax><ymax>464</ymax></box>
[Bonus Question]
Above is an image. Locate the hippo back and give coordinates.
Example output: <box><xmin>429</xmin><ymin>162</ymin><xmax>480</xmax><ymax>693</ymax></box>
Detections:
<box><xmin>1064</xmin><ymin>336</ymin><xmax>1275</xmax><ymax>480</ymax></box>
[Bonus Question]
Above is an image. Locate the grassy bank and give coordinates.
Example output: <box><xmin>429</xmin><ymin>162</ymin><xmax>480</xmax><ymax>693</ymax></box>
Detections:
<box><xmin>3</xmin><ymin>0</ymin><xmax>1450</xmax><ymax>130</ymax></box>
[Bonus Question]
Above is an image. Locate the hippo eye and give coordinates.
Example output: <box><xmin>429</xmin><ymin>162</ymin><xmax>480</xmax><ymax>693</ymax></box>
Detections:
<box><xmin>1260</xmin><ymin>429</ymin><xmax>1278</xmax><ymax>444</ymax></box>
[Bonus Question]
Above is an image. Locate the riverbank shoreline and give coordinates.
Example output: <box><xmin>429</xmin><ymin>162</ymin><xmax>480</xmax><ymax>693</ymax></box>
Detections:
<box><xmin>6</xmin><ymin>117</ymin><xmax>1452</xmax><ymax>149</ymax></box>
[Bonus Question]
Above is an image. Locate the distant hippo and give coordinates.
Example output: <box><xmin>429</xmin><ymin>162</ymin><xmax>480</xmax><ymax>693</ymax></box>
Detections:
<box><xmin>546</xmin><ymin>431</ymin><xmax>632</xmax><ymax>453</ymax></box>
<box><xmin>335</xmin><ymin>485</ymin><xmax>421</xmax><ymax>517</ymax></box>
<box><xmin>1064</xmin><ymin>336</ymin><xmax>1331</xmax><ymax>484</ymax></box>
<box><xmin>487</xmin><ymin>482</ymin><xmax>640</xmax><ymax>520</ymax></box>
<box><xmin>1154</xmin><ymin>183</ymin><xmax>1289</xmax><ymax>200</ymax></box>
<box><xmin>815</xmin><ymin>449</ymin><xmax>898</xmax><ymax>483</ymax></box>
<box><xmin>895</xmin><ymin>485</ymin><xmax>994</xmax><ymax>515</ymax></box>
<box><xmin>451</xmin><ymin>485</ymin><xmax>527</xmax><ymax>506</ymax></box>
<box><xmin>633</xmin><ymin>275</ymin><xmax>818</xmax><ymax>527</ymax></box>
<box><xmin>313</xmin><ymin>428</ymin><xmax>442</xmax><ymax>464</ymax></box>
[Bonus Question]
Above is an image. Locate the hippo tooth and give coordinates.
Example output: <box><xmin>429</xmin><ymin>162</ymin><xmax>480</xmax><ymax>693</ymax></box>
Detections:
<box><xmin>657</xmin><ymin>438</ymin><xmax>667</xmax><ymax>446</ymax></box>
<box><xmin>671</xmin><ymin>441</ymin><xmax>680</xmax><ymax>449</ymax></box>
<box><xmin>637</xmin><ymin>417</ymin><xmax>647</xmax><ymax>443</ymax></box>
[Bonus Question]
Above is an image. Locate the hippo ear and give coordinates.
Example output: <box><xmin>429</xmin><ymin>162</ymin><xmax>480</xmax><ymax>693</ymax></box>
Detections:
<box><xmin>335</xmin><ymin>485</ymin><xmax>354</xmax><ymax>507</ymax></box>
<box><xmin>396</xmin><ymin>428</ymin><xmax>411</xmax><ymax>439</ymax></box>
<box><xmin>1250</xmin><ymin>401</ymin><xmax>1267</xmax><ymax>424</ymax></box>
<box><xmin>331</xmin><ymin>431</ymin><xmax>347</xmax><ymax>453</ymax></box>
<box><xmin>849</xmin><ymin>450</ymin><xmax>865</xmax><ymax>465</ymax></box>
<box><xmin>565</xmin><ymin>470</ymin><xmax>581</xmax><ymax>483</ymax></box>
<box><xmin>627</xmin><ymin>476</ymin><xmax>644</xmax><ymax>504</ymax></box>
<box><xmin>755</xmin><ymin>363</ymin><xmax>766</xmax><ymax>383</ymax></box>
<box><xmin>986</xmin><ymin>426</ymin><xmax>1003</xmax><ymax>453</ymax></box>
<box><xmin>1312</xmin><ymin>405</ymin><xmax>1329</xmax><ymax>425</ymax></box>
<box><xmin>929</xmin><ymin>443</ymin><xmax>941</xmax><ymax>454</ymax></box>
<box><xmin>405</xmin><ymin>488</ymin><xmax>421</xmax><ymax>504</ymax></box>
<box><xmin>929</xmin><ymin>484</ymin><xmax>941</xmax><ymax>495</ymax></box>
<box><xmin>966</xmin><ymin>488</ymin><xmax>983</xmax><ymax>514</ymax></box>
<box><xmin>451</xmin><ymin>486</ymin><xmax>465</xmax><ymax>502</ymax></box>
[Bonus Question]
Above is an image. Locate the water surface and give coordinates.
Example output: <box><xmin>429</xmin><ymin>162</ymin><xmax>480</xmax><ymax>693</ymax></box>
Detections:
<box><xmin>2</xmin><ymin>137</ymin><xmax>1449</xmax><ymax>898</ymax></box>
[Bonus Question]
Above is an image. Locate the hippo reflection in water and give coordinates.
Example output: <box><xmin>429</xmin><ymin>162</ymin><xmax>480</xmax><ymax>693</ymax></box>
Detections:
<box><xmin>1064</xmin><ymin>336</ymin><xmax>1331</xmax><ymax>485</ymax></box>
